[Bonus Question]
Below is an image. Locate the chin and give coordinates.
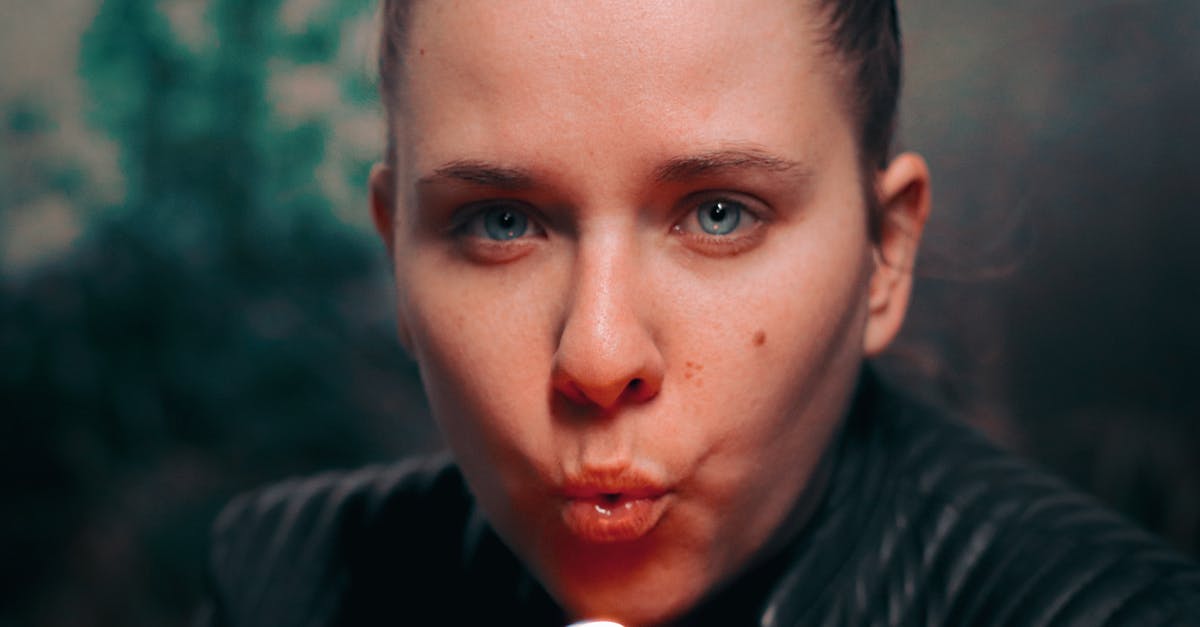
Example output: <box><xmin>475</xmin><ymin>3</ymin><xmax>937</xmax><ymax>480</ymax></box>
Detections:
<box><xmin>543</xmin><ymin>537</ymin><xmax>710</xmax><ymax>626</ymax></box>
<box><xmin>560</xmin><ymin>585</ymin><xmax>699</xmax><ymax>627</ymax></box>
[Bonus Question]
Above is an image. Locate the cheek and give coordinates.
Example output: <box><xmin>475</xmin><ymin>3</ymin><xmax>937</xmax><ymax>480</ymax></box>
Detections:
<box><xmin>398</xmin><ymin>254</ymin><xmax>562</xmax><ymax>459</ymax></box>
<box><xmin>662</xmin><ymin>223</ymin><xmax>871</xmax><ymax>401</ymax></box>
<box><xmin>659</xmin><ymin>213</ymin><xmax>873</xmax><ymax>534</ymax></box>
<box><xmin>396</xmin><ymin>257</ymin><xmax>573</xmax><ymax>538</ymax></box>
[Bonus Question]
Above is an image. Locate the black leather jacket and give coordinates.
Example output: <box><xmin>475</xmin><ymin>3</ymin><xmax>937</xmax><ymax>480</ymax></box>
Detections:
<box><xmin>201</xmin><ymin>370</ymin><xmax>1200</xmax><ymax>625</ymax></box>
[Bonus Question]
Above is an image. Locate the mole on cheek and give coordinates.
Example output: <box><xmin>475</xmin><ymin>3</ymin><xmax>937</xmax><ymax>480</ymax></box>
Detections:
<box><xmin>753</xmin><ymin>330</ymin><xmax>766</xmax><ymax>347</ymax></box>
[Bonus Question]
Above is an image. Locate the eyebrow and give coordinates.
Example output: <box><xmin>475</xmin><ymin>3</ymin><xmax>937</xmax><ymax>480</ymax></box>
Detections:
<box><xmin>417</xmin><ymin>160</ymin><xmax>536</xmax><ymax>190</ymax></box>
<box><xmin>416</xmin><ymin>147</ymin><xmax>809</xmax><ymax>190</ymax></box>
<box><xmin>653</xmin><ymin>148</ymin><xmax>810</xmax><ymax>183</ymax></box>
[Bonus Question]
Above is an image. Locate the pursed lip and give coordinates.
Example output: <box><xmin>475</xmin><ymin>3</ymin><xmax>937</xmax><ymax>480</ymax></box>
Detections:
<box><xmin>559</xmin><ymin>468</ymin><xmax>671</xmax><ymax>502</ymax></box>
<box><xmin>562</xmin><ymin>483</ymin><xmax>668</xmax><ymax>500</ymax></box>
<box><xmin>558</xmin><ymin>468</ymin><xmax>673</xmax><ymax>542</ymax></box>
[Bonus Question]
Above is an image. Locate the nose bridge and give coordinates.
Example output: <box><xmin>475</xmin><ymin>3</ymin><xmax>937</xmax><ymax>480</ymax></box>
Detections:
<box><xmin>576</xmin><ymin>227</ymin><xmax>634</xmax><ymax>353</ymax></box>
<box><xmin>553</xmin><ymin>222</ymin><xmax>663</xmax><ymax>410</ymax></box>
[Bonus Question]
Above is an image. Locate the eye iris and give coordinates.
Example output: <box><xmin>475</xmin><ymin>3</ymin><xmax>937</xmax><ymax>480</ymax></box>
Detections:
<box><xmin>698</xmin><ymin>200</ymin><xmax>741</xmax><ymax>235</ymax></box>
<box><xmin>484</xmin><ymin>208</ymin><xmax>528</xmax><ymax>240</ymax></box>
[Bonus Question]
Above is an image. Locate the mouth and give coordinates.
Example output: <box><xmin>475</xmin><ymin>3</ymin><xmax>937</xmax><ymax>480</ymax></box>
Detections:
<box><xmin>560</xmin><ymin>487</ymin><xmax>672</xmax><ymax>543</ymax></box>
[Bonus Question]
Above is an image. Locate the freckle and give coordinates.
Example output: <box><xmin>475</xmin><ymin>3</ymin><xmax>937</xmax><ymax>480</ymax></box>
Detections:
<box><xmin>753</xmin><ymin>331</ymin><xmax>766</xmax><ymax>347</ymax></box>
<box><xmin>419</xmin><ymin>48</ymin><xmax>426</xmax><ymax>56</ymax></box>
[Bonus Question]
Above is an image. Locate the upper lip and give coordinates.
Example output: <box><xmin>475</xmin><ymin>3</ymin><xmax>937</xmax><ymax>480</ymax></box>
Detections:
<box><xmin>560</xmin><ymin>467</ymin><xmax>669</xmax><ymax>499</ymax></box>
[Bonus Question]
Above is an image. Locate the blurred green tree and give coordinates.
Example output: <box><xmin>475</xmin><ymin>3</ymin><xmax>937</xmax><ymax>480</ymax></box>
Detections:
<box><xmin>1</xmin><ymin>1</ymin><xmax>434</xmax><ymax>624</ymax></box>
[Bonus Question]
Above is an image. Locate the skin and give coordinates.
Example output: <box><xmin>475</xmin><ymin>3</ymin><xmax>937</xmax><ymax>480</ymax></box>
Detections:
<box><xmin>370</xmin><ymin>0</ymin><xmax>930</xmax><ymax>623</ymax></box>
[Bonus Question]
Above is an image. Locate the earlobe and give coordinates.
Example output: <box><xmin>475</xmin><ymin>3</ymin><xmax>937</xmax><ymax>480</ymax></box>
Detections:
<box><xmin>863</xmin><ymin>152</ymin><xmax>931</xmax><ymax>356</ymax></box>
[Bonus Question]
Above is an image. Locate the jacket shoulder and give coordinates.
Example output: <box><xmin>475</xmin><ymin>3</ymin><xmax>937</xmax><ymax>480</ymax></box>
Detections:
<box><xmin>202</xmin><ymin>454</ymin><xmax>468</xmax><ymax>627</ymax></box>
<box><xmin>883</xmin><ymin>396</ymin><xmax>1200</xmax><ymax>625</ymax></box>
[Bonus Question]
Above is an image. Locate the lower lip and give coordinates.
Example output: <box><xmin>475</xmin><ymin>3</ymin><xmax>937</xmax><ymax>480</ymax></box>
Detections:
<box><xmin>561</xmin><ymin>494</ymin><xmax>670</xmax><ymax>543</ymax></box>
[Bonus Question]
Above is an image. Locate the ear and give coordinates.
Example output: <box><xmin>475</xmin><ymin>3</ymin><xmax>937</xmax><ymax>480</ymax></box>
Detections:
<box><xmin>369</xmin><ymin>162</ymin><xmax>415</xmax><ymax>354</ymax></box>
<box><xmin>370</xmin><ymin>163</ymin><xmax>397</xmax><ymax>256</ymax></box>
<box><xmin>862</xmin><ymin>152</ymin><xmax>931</xmax><ymax>356</ymax></box>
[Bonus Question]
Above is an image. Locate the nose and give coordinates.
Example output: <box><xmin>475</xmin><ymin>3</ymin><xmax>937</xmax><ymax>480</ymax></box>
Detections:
<box><xmin>551</xmin><ymin>233</ymin><xmax>665</xmax><ymax>411</ymax></box>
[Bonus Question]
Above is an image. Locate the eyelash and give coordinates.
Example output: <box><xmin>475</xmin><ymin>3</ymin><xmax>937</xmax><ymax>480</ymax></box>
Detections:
<box><xmin>448</xmin><ymin>192</ymin><xmax>770</xmax><ymax>259</ymax></box>
<box><xmin>671</xmin><ymin>193</ymin><xmax>769</xmax><ymax>255</ymax></box>
<box><xmin>452</xmin><ymin>201</ymin><xmax>544</xmax><ymax>239</ymax></box>
<box><xmin>448</xmin><ymin>200</ymin><xmax>546</xmax><ymax>263</ymax></box>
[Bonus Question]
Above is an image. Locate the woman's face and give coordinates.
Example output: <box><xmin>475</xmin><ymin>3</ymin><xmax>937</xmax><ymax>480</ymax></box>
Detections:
<box><xmin>374</xmin><ymin>0</ymin><xmax>923</xmax><ymax>623</ymax></box>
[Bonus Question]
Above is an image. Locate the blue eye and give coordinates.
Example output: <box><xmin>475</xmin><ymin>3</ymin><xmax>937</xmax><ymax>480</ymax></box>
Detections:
<box><xmin>473</xmin><ymin>205</ymin><xmax>530</xmax><ymax>241</ymax></box>
<box><xmin>696</xmin><ymin>199</ymin><xmax>743</xmax><ymax>235</ymax></box>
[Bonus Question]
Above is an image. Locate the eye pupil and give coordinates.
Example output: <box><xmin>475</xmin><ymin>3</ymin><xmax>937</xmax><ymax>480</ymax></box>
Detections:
<box><xmin>483</xmin><ymin>206</ymin><xmax>528</xmax><ymax>240</ymax></box>
<box><xmin>698</xmin><ymin>200</ymin><xmax>742</xmax><ymax>235</ymax></box>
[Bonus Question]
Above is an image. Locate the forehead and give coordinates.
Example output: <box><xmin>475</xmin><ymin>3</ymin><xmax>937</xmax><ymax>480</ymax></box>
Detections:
<box><xmin>399</xmin><ymin>0</ymin><xmax>848</xmax><ymax>180</ymax></box>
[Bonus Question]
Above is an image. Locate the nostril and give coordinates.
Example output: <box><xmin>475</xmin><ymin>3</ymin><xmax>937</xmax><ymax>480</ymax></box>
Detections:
<box><xmin>562</xmin><ymin>381</ymin><xmax>588</xmax><ymax>405</ymax></box>
<box><xmin>553</xmin><ymin>370</ymin><xmax>660</xmax><ymax>409</ymax></box>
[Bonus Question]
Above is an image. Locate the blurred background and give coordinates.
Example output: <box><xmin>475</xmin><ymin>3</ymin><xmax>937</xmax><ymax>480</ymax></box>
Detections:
<box><xmin>1</xmin><ymin>0</ymin><xmax>1196</xmax><ymax>624</ymax></box>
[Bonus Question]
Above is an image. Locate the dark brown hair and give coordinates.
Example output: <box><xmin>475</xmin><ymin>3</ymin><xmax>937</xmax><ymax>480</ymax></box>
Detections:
<box><xmin>816</xmin><ymin>0</ymin><xmax>902</xmax><ymax>171</ymax></box>
<box><xmin>813</xmin><ymin>0</ymin><xmax>902</xmax><ymax>241</ymax></box>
